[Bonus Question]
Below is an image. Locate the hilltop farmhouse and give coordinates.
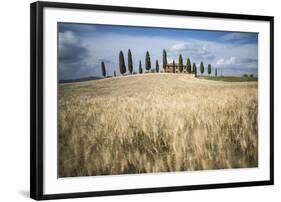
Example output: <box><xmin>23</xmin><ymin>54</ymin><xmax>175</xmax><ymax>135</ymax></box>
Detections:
<box><xmin>165</xmin><ymin>63</ymin><xmax>188</xmax><ymax>73</ymax></box>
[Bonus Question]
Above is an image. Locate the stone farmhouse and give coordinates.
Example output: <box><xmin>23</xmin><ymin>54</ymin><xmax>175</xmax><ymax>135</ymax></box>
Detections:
<box><xmin>165</xmin><ymin>63</ymin><xmax>188</xmax><ymax>73</ymax></box>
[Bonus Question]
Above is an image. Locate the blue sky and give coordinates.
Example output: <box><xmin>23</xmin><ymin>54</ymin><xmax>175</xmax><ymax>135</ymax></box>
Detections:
<box><xmin>58</xmin><ymin>23</ymin><xmax>258</xmax><ymax>80</ymax></box>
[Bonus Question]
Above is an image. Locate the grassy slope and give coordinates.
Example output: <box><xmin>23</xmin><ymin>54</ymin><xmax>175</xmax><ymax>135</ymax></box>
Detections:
<box><xmin>59</xmin><ymin>73</ymin><xmax>258</xmax><ymax>177</ymax></box>
<box><xmin>202</xmin><ymin>76</ymin><xmax>258</xmax><ymax>82</ymax></box>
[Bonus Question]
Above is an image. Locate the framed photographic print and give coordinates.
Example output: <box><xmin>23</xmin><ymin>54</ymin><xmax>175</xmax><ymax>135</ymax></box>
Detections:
<box><xmin>30</xmin><ymin>1</ymin><xmax>274</xmax><ymax>200</ymax></box>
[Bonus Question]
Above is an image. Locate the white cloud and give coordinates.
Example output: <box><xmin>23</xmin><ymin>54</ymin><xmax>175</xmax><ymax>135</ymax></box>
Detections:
<box><xmin>170</xmin><ymin>43</ymin><xmax>188</xmax><ymax>51</ymax></box>
<box><xmin>215</xmin><ymin>56</ymin><xmax>258</xmax><ymax>70</ymax></box>
<box><xmin>215</xmin><ymin>57</ymin><xmax>236</xmax><ymax>66</ymax></box>
<box><xmin>59</xmin><ymin>31</ymin><xmax>78</xmax><ymax>44</ymax></box>
<box><xmin>222</xmin><ymin>33</ymin><xmax>254</xmax><ymax>41</ymax></box>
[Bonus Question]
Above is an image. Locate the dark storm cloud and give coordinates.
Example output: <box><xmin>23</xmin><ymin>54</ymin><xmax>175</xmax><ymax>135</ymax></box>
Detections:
<box><xmin>58</xmin><ymin>23</ymin><xmax>96</xmax><ymax>35</ymax></box>
<box><xmin>59</xmin><ymin>38</ymin><xmax>89</xmax><ymax>62</ymax></box>
<box><xmin>58</xmin><ymin>30</ymin><xmax>117</xmax><ymax>80</ymax></box>
<box><xmin>58</xmin><ymin>31</ymin><xmax>98</xmax><ymax>80</ymax></box>
<box><xmin>97</xmin><ymin>59</ymin><xmax>114</xmax><ymax>64</ymax></box>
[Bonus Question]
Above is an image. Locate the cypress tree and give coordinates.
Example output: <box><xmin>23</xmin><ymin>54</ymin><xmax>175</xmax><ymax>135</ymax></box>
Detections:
<box><xmin>200</xmin><ymin>61</ymin><xmax>204</xmax><ymax>76</ymax></box>
<box><xmin>208</xmin><ymin>64</ymin><xmax>212</xmax><ymax>76</ymax></box>
<box><xmin>101</xmin><ymin>61</ymin><xmax>106</xmax><ymax>77</ymax></box>
<box><xmin>192</xmin><ymin>62</ymin><xmax>196</xmax><ymax>73</ymax></box>
<box><xmin>179</xmin><ymin>54</ymin><xmax>183</xmax><ymax>72</ymax></box>
<box><xmin>139</xmin><ymin>60</ymin><xmax>143</xmax><ymax>74</ymax></box>
<box><xmin>114</xmin><ymin>70</ymin><xmax>116</xmax><ymax>77</ymax></box>
<box><xmin>145</xmin><ymin>51</ymin><xmax>151</xmax><ymax>72</ymax></box>
<box><xmin>156</xmin><ymin>59</ymin><xmax>159</xmax><ymax>73</ymax></box>
<box><xmin>173</xmin><ymin>60</ymin><xmax>176</xmax><ymax>73</ymax></box>
<box><xmin>194</xmin><ymin>63</ymin><xmax>197</xmax><ymax>77</ymax></box>
<box><xmin>162</xmin><ymin>49</ymin><xmax>167</xmax><ymax>71</ymax></box>
<box><xmin>186</xmin><ymin>58</ymin><xmax>191</xmax><ymax>73</ymax></box>
<box><xmin>215</xmin><ymin>68</ymin><xmax>218</xmax><ymax>77</ymax></box>
<box><xmin>128</xmin><ymin>49</ymin><xmax>133</xmax><ymax>74</ymax></box>
<box><xmin>119</xmin><ymin>51</ymin><xmax>126</xmax><ymax>75</ymax></box>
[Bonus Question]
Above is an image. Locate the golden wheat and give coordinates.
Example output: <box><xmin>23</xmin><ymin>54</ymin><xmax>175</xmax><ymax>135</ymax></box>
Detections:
<box><xmin>58</xmin><ymin>73</ymin><xmax>258</xmax><ymax>177</ymax></box>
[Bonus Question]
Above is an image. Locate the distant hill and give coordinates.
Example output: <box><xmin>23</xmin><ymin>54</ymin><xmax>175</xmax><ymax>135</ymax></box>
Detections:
<box><xmin>59</xmin><ymin>76</ymin><xmax>103</xmax><ymax>84</ymax></box>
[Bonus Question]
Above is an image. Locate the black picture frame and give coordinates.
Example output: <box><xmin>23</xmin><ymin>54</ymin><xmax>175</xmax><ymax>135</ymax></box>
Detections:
<box><xmin>30</xmin><ymin>1</ymin><xmax>274</xmax><ymax>200</ymax></box>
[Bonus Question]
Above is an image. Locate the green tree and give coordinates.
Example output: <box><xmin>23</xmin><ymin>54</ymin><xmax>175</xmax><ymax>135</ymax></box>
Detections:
<box><xmin>193</xmin><ymin>63</ymin><xmax>197</xmax><ymax>77</ymax></box>
<box><xmin>192</xmin><ymin>62</ymin><xmax>196</xmax><ymax>73</ymax></box>
<box><xmin>156</xmin><ymin>59</ymin><xmax>159</xmax><ymax>72</ymax></box>
<box><xmin>101</xmin><ymin>61</ymin><xmax>106</xmax><ymax>77</ymax></box>
<box><xmin>139</xmin><ymin>60</ymin><xmax>143</xmax><ymax>74</ymax></box>
<box><xmin>119</xmin><ymin>51</ymin><xmax>126</xmax><ymax>75</ymax></box>
<box><xmin>114</xmin><ymin>70</ymin><xmax>116</xmax><ymax>77</ymax></box>
<box><xmin>128</xmin><ymin>49</ymin><xmax>133</xmax><ymax>74</ymax></box>
<box><xmin>215</xmin><ymin>68</ymin><xmax>217</xmax><ymax>77</ymax></box>
<box><xmin>145</xmin><ymin>51</ymin><xmax>151</xmax><ymax>72</ymax></box>
<box><xmin>207</xmin><ymin>64</ymin><xmax>212</xmax><ymax>76</ymax></box>
<box><xmin>172</xmin><ymin>60</ymin><xmax>176</xmax><ymax>73</ymax></box>
<box><xmin>178</xmin><ymin>54</ymin><xmax>183</xmax><ymax>72</ymax></box>
<box><xmin>162</xmin><ymin>49</ymin><xmax>167</xmax><ymax>71</ymax></box>
<box><xmin>186</xmin><ymin>58</ymin><xmax>191</xmax><ymax>73</ymax></box>
<box><xmin>200</xmin><ymin>61</ymin><xmax>204</xmax><ymax>76</ymax></box>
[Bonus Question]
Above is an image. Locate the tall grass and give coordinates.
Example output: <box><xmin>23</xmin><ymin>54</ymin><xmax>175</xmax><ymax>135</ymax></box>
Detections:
<box><xmin>58</xmin><ymin>73</ymin><xmax>258</xmax><ymax>177</ymax></box>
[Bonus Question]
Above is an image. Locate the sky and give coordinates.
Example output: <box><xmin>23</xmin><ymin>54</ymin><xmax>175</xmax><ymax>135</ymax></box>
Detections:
<box><xmin>58</xmin><ymin>23</ymin><xmax>258</xmax><ymax>80</ymax></box>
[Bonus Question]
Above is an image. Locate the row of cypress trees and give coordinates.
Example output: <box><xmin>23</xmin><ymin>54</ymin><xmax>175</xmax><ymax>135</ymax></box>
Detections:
<box><xmin>119</xmin><ymin>50</ymin><xmax>161</xmax><ymax>75</ymax></box>
<box><xmin>164</xmin><ymin>50</ymin><xmax>213</xmax><ymax>77</ymax></box>
<box><xmin>101</xmin><ymin>49</ymin><xmax>215</xmax><ymax>77</ymax></box>
<box><xmin>169</xmin><ymin>53</ymin><xmax>213</xmax><ymax>77</ymax></box>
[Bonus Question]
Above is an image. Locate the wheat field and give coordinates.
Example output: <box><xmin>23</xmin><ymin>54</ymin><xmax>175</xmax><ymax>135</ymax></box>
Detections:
<box><xmin>58</xmin><ymin>73</ymin><xmax>258</xmax><ymax>177</ymax></box>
